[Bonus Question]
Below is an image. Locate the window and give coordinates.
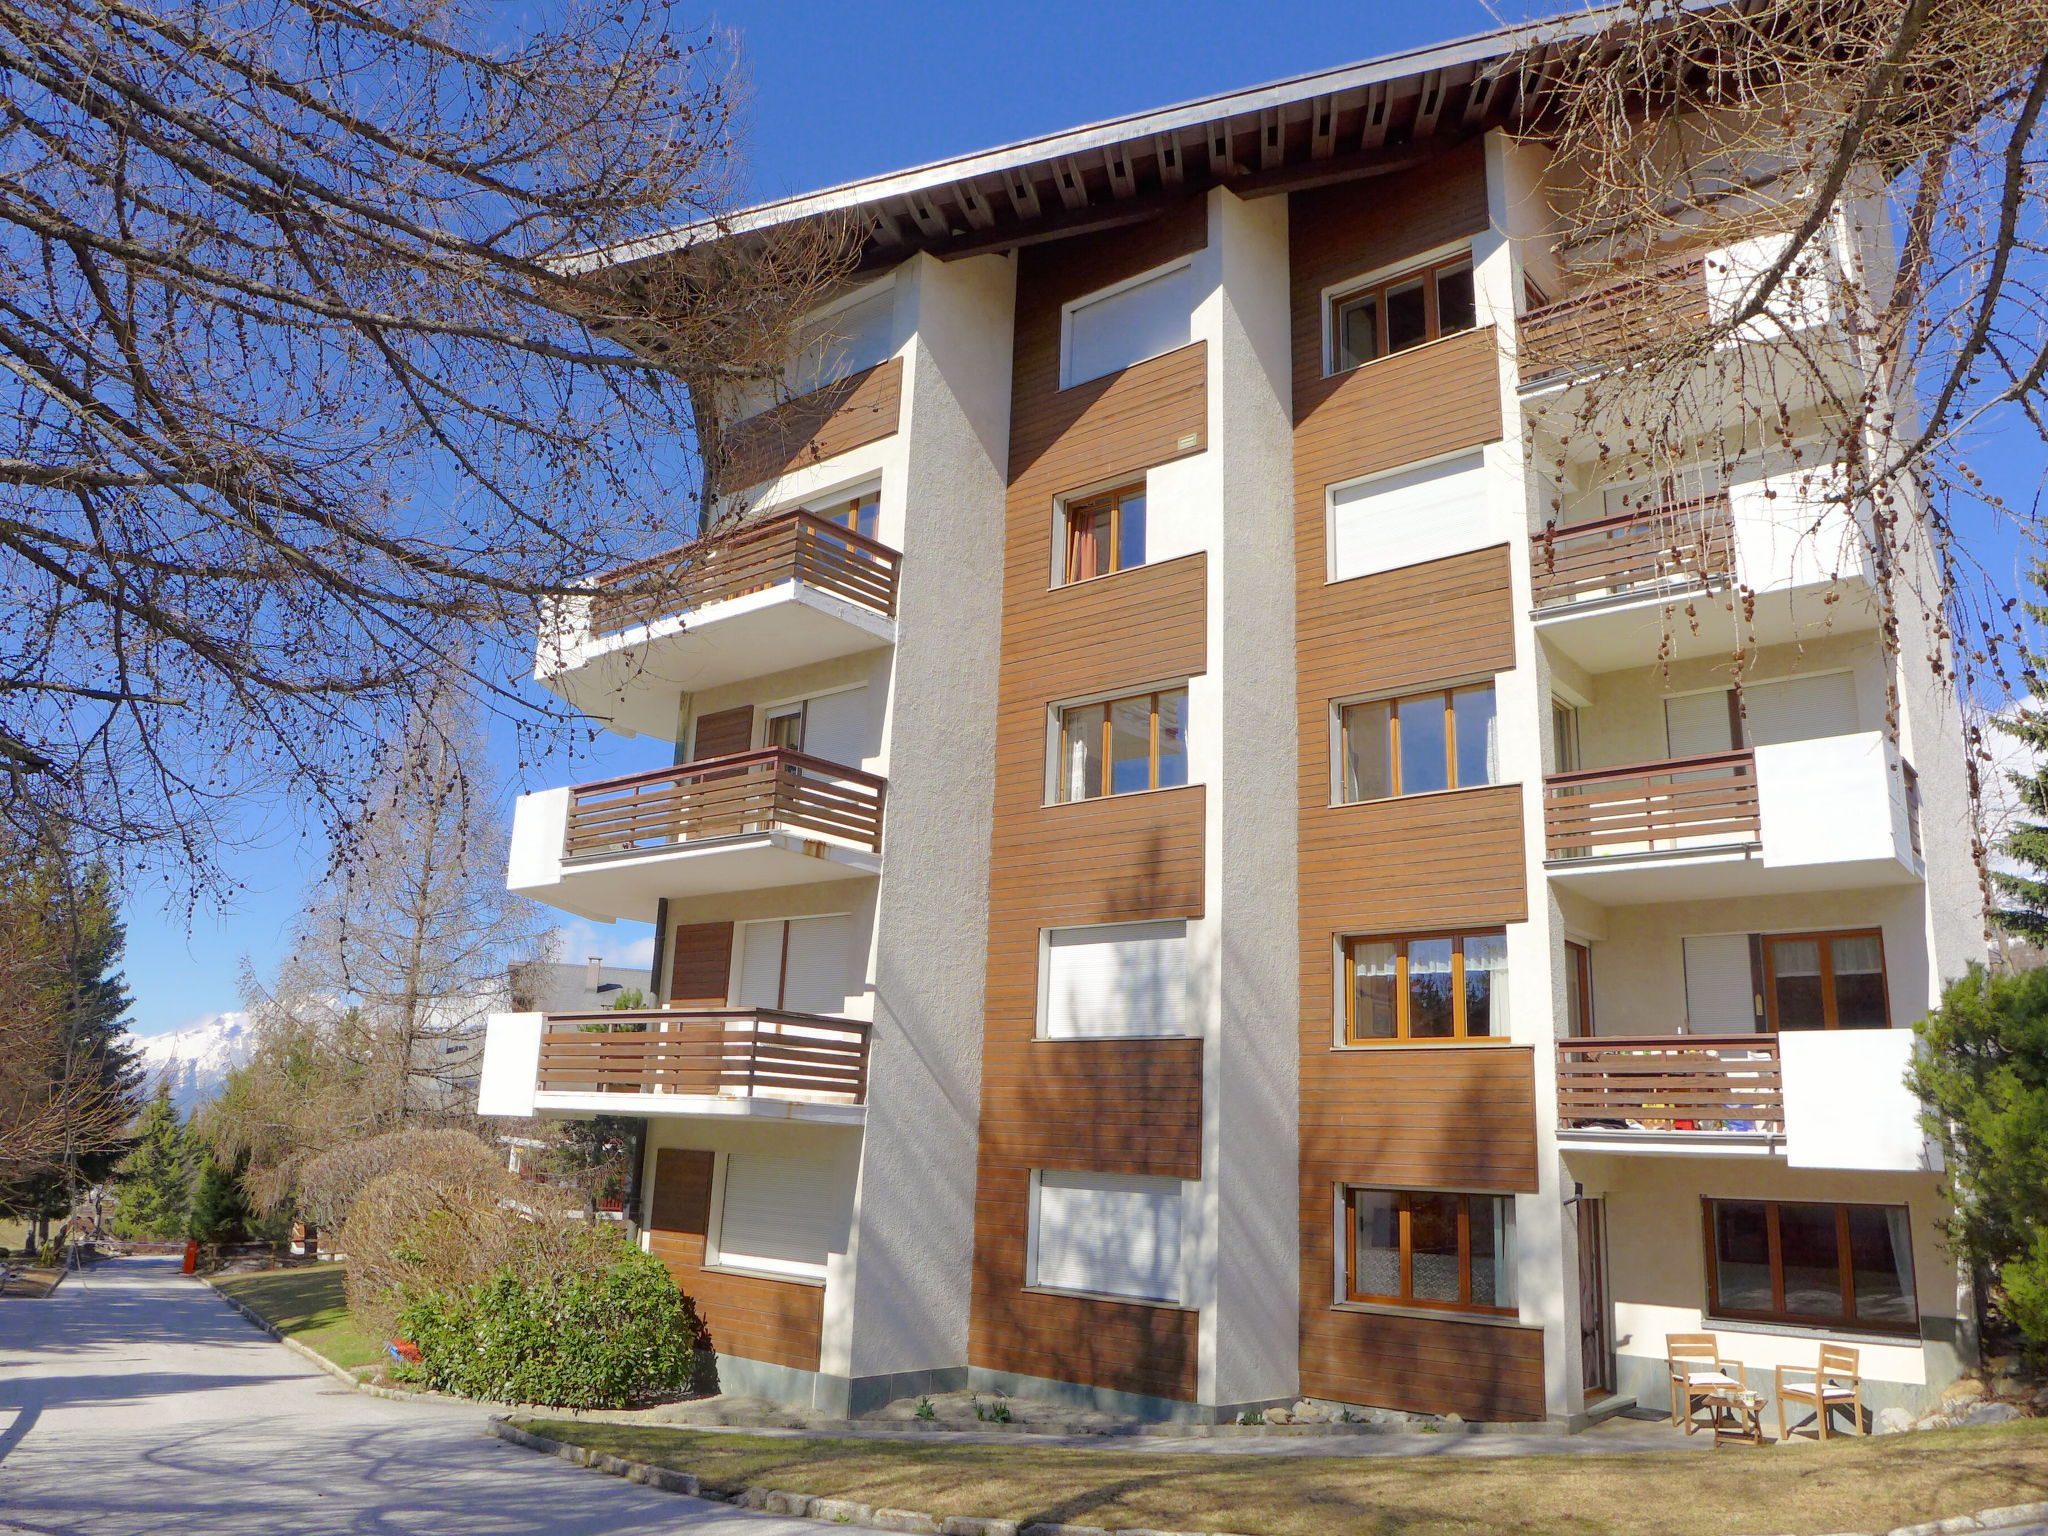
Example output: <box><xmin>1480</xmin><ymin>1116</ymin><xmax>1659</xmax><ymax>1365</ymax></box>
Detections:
<box><xmin>1705</xmin><ymin>1198</ymin><xmax>1917</xmax><ymax>1333</ymax></box>
<box><xmin>734</xmin><ymin>914</ymin><xmax>858</xmax><ymax>1015</ymax></box>
<box><xmin>1044</xmin><ymin>920</ymin><xmax>1188</xmax><ymax>1038</ymax></box>
<box><xmin>805</xmin><ymin>488</ymin><xmax>880</xmax><ymax>542</ymax></box>
<box><xmin>1063</xmin><ymin>482</ymin><xmax>1148</xmax><ymax>584</ymax></box>
<box><xmin>1327</xmin><ymin>452</ymin><xmax>1491</xmax><ymax>582</ymax></box>
<box><xmin>1764</xmin><ymin>930</ymin><xmax>1889</xmax><ymax>1030</ymax></box>
<box><xmin>1058</xmin><ymin>687</ymin><xmax>1188</xmax><ymax>802</ymax></box>
<box><xmin>1340</xmin><ymin>683</ymin><xmax>1497</xmax><ymax>802</ymax></box>
<box><xmin>712</xmin><ymin>1151</ymin><xmax>852</xmax><ymax>1280</ymax></box>
<box><xmin>1346</xmin><ymin>1189</ymin><xmax>1516</xmax><ymax>1315</ymax></box>
<box><xmin>1329</xmin><ymin>256</ymin><xmax>1477</xmax><ymax>373</ymax></box>
<box><xmin>763</xmin><ymin>704</ymin><xmax>805</xmax><ymax>752</ymax></box>
<box><xmin>1552</xmin><ymin>701</ymin><xmax>1581</xmax><ymax>773</ymax></box>
<box><xmin>1565</xmin><ymin>941</ymin><xmax>1593</xmax><ymax>1038</ymax></box>
<box><xmin>1344</xmin><ymin>931</ymin><xmax>1508</xmax><ymax>1043</ymax></box>
<box><xmin>785</xmin><ymin>287</ymin><xmax>894</xmax><ymax>396</ymax></box>
<box><xmin>1032</xmin><ymin>1170</ymin><xmax>1183</xmax><ymax>1302</ymax></box>
<box><xmin>756</xmin><ymin>687</ymin><xmax>868</xmax><ymax>764</ymax></box>
<box><xmin>1063</xmin><ymin>262</ymin><xmax>1192</xmax><ymax>388</ymax></box>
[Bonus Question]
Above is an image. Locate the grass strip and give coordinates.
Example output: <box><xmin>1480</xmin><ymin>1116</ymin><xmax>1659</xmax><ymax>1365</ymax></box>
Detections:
<box><xmin>214</xmin><ymin>1265</ymin><xmax>384</xmax><ymax>1371</ymax></box>
<box><xmin>520</xmin><ymin>1415</ymin><xmax>2048</xmax><ymax>1536</ymax></box>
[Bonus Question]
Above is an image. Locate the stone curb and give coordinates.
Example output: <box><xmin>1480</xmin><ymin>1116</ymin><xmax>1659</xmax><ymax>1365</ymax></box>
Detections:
<box><xmin>484</xmin><ymin>1415</ymin><xmax>2048</xmax><ymax>1536</ymax></box>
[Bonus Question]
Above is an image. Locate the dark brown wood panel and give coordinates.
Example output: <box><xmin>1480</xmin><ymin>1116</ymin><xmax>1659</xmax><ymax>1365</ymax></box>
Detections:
<box><xmin>1298</xmin><ymin>546</ymin><xmax>1515</xmax><ymax>704</ymax></box>
<box><xmin>1296</xmin><ymin>326</ymin><xmax>1504</xmax><ymax>486</ymax></box>
<box><xmin>970</xmin><ymin>1164</ymin><xmax>1199</xmax><ymax>1402</ymax></box>
<box><xmin>987</xmin><ymin>787</ymin><xmax>1208</xmax><ymax>928</ymax></box>
<box><xmin>1300</xmin><ymin>785</ymin><xmax>1528</xmax><ymax>936</ymax></box>
<box><xmin>718</xmin><ymin>358</ymin><xmax>903</xmax><ymax>493</ymax></box>
<box><xmin>981</xmin><ymin>1039</ymin><xmax>1204</xmax><ymax>1178</ymax></box>
<box><xmin>1300</xmin><ymin>1045</ymin><xmax>1539</xmax><ymax>1191</ymax></box>
<box><xmin>1300</xmin><ymin>1303</ymin><xmax>1546</xmax><ymax>1421</ymax></box>
<box><xmin>668</xmin><ymin>922</ymin><xmax>734</xmax><ymax>1008</ymax></box>
<box><xmin>690</xmin><ymin>706</ymin><xmax>754</xmax><ymax>761</ymax></box>
<box><xmin>646</xmin><ymin>1148</ymin><xmax>824</xmax><ymax>1373</ymax></box>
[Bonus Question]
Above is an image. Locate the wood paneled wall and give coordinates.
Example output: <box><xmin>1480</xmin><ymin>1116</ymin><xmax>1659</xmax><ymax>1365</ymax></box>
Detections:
<box><xmin>969</xmin><ymin>201</ymin><xmax>1210</xmax><ymax>1404</ymax></box>
<box><xmin>719</xmin><ymin>358</ymin><xmax>904</xmax><ymax>494</ymax></box>
<box><xmin>1289</xmin><ymin>152</ymin><xmax>1545</xmax><ymax>1420</ymax></box>
<box><xmin>646</xmin><ymin>1148</ymin><xmax>824</xmax><ymax>1373</ymax></box>
<box><xmin>667</xmin><ymin>922</ymin><xmax>734</xmax><ymax>1008</ymax></box>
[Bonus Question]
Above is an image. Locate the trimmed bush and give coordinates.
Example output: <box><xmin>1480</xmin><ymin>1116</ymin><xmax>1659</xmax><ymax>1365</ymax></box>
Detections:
<box><xmin>398</xmin><ymin>1240</ymin><xmax>696</xmax><ymax>1408</ymax></box>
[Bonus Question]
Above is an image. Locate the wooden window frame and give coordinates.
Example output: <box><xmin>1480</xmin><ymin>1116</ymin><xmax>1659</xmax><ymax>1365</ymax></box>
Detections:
<box><xmin>1055</xmin><ymin>686</ymin><xmax>1189</xmax><ymax>804</ymax></box>
<box><xmin>1701</xmin><ymin>1197</ymin><xmax>1919</xmax><ymax>1335</ymax></box>
<box><xmin>1343</xmin><ymin>1188</ymin><xmax>1517</xmax><ymax>1317</ymax></box>
<box><xmin>1761</xmin><ymin>928</ymin><xmax>1890</xmax><ymax>1031</ymax></box>
<box><xmin>1060</xmin><ymin>480</ymin><xmax>1147</xmax><ymax>586</ymax></box>
<box><xmin>1337</xmin><ymin>682</ymin><xmax>1497</xmax><ymax>804</ymax></box>
<box><xmin>1326</xmin><ymin>254</ymin><xmax>1478</xmax><ymax>375</ymax></box>
<box><xmin>1341</xmin><ymin>929</ymin><xmax>1507</xmax><ymax>1045</ymax></box>
<box><xmin>805</xmin><ymin>487</ymin><xmax>880</xmax><ymax>542</ymax></box>
<box><xmin>1565</xmin><ymin>940</ymin><xmax>1594</xmax><ymax>1038</ymax></box>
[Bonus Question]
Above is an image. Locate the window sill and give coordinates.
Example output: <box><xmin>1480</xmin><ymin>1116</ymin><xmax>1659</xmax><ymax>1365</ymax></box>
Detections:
<box><xmin>1702</xmin><ymin>1315</ymin><xmax>1923</xmax><ymax>1348</ymax></box>
<box><xmin>1023</xmin><ymin>1284</ymin><xmax>1193</xmax><ymax>1312</ymax></box>
<box><xmin>1329</xmin><ymin>1038</ymin><xmax>1523</xmax><ymax>1051</ymax></box>
<box><xmin>1044</xmin><ymin>782</ymin><xmax>1203</xmax><ymax>810</ymax></box>
<box><xmin>1331</xmin><ymin>1300</ymin><xmax>1532</xmax><ymax>1330</ymax></box>
<box><xmin>1034</xmin><ymin>1033</ymin><xmax>1192</xmax><ymax>1043</ymax></box>
<box><xmin>700</xmin><ymin>1263</ymin><xmax>826</xmax><ymax>1289</ymax></box>
<box><xmin>1328</xmin><ymin>782</ymin><xmax>1516</xmax><ymax>810</ymax></box>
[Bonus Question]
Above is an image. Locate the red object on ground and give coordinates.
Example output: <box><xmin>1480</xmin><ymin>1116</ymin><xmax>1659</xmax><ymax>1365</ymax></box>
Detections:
<box><xmin>180</xmin><ymin>1240</ymin><xmax>197</xmax><ymax>1275</ymax></box>
<box><xmin>387</xmin><ymin>1339</ymin><xmax>421</xmax><ymax>1364</ymax></box>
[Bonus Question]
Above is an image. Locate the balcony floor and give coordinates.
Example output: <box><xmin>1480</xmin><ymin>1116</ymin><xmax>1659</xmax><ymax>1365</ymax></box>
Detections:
<box><xmin>1536</xmin><ymin>580</ymin><xmax>1880</xmax><ymax>675</ymax></box>
<box><xmin>1545</xmin><ymin>844</ymin><xmax>1920</xmax><ymax>903</ymax></box>
<box><xmin>514</xmin><ymin>828</ymin><xmax>882</xmax><ymax>923</ymax></box>
<box><xmin>1558</xmin><ymin>1127</ymin><xmax>1784</xmax><ymax>1157</ymax></box>
<box><xmin>530</xmin><ymin>1089</ymin><xmax>865</xmax><ymax>1125</ymax></box>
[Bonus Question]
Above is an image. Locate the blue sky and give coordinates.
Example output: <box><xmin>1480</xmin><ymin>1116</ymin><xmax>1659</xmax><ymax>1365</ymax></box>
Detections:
<box><xmin>121</xmin><ymin>0</ymin><xmax>2043</xmax><ymax>1035</ymax></box>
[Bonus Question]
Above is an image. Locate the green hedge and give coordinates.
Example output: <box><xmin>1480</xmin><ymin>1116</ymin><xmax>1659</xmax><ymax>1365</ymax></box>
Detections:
<box><xmin>398</xmin><ymin>1242</ymin><xmax>697</xmax><ymax>1408</ymax></box>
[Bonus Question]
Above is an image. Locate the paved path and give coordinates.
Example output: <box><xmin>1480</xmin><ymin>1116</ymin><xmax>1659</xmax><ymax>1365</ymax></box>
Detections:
<box><xmin>0</xmin><ymin>1256</ymin><xmax>818</xmax><ymax>1536</ymax></box>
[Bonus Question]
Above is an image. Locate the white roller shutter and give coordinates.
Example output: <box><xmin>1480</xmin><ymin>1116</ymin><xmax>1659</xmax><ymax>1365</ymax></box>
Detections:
<box><xmin>715</xmin><ymin>1152</ymin><xmax>850</xmax><ymax>1279</ymax></box>
<box><xmin>1045</xmin><ymin>921</ymin><xmax>1188</xmax><ymax>1038</ymax></box>
<box><xmin>1684</xmin><ymin>934</ymin><xmax>1759</xmax><ymax>1034</ymax></box>
<box><xmin>1665</xmin><ymin>690</ymin><xmax>1737</xmax><ymax>758</ymax></box>
<box><xmin>1329</xmin><ymin>452</ymin><xmax>1492</xmax><ymax>582</ymax></box>
<box><xmin>1032</xmin><ymin>1170</ymin><xmax>1183</xmax><ymax>1302</ymax></box>
<box><xmin>1063</xmin><ymin>263</ymin><xmax>1192</xmax><ymax>387</ymax></box>
<box><xmin>799</xmin><ymin>687</ymin><xmax>869</xmax><ymax>767</ymax></box>
<box><xmin>781</xmin><ymin>915</ymin><xmax>858</xmax><ymax>1015</ymax></box>
<box><xmin>1743</xmin><ymin>673</ymin><xmax>1858</xmax><ymax>746</ymax></box>
<box><xmin>733</xmin><ymin>920</ymin><xmax>785</xmax><ymax>1010</ymax></box>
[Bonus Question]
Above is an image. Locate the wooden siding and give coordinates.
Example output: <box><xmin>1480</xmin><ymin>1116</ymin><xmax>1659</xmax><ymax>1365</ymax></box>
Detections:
<box><xmin>718</xmin><ymin>358</ymin><xmax>903</xmax><ymax>494</ymax></box>
<box><xmin>690</xmin><ymin>705</ymin><xmax>753</xmax><ymax>761</ymax></box>
<box><xmin>645</xmin><ymin>1148</ymin><xmax>824</xmax><ymax>1372</ymax></box>
<box><xmin>667</xmin><ymin>922</ymin><xmax>734</xmax><ymax>1008</ymax></box>
<box><xmin>967</xmin><ymin>200</ymin><xmax>1212</xmax><ymax>1404</ymax></box>
<box><xmin>1290</xmin><ymin>154</ymin><xmax>1544</xmax><ymax>1419</ymax></box>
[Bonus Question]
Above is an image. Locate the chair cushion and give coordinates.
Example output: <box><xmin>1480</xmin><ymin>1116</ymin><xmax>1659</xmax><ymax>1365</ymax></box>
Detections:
<box><xmin>1687</xmin><ymin>1371</ymin><xmax>1740</xmax><ymax>1388</ymax></box>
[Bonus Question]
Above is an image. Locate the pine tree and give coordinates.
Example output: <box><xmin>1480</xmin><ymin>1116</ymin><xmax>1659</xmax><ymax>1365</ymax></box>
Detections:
<box><xmin>110</xmin><ymin>1083</ymin><xmax>195</xmax><ymax>1239</ymax></box>
<box><xmin>1994</xmin><ymin>567</ymin><xmax>2048</xmax><ymax>944</ymax></box>
<box><xmin>188</xmin><ymin>1158</ymin><xmax>250</xmax><ymax>1244</ymax></box>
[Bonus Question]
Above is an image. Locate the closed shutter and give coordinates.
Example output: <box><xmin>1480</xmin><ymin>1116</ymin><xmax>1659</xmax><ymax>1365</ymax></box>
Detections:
<box><xmin>1033</xmin><ymin>1170</ymin><xmax>1183</xmax><ymax>1302</ymax></box>
<box><xmin>798</xmin><ymin>687</ymin><xmax>868</xmax><ymax>767</ymax></box>
<box><xmin>716</xmin><ymin>1152</ymin><xmax>849</xmax><ymax>1278</ymax></box>
<box><xmin>1665</xmin><ymin>690</ymin><xmax>1738</xmax><ymax>758</ymax></box>
<box><xmin>1045</xmin><ymin>921</ymin><xmax>1187</xmax><ymax>1037</ymax></box>
<box><xmin>1684</xmin><ymin>934</ymin><xmax>1761</xmax><ymax>1033</ymax></box>
<box><xmin>648</xmin><ymin>1148</ymin><xmax>714</xmax><ymax>1236</ymax></box>
<box><xmin>1743</xmin><ymin>673</ymin><xmax>1858</xmax><ymax>746</ymax></box>
<box><xmin>1329</xmin><ymin>452</ymin><xmax>1492</xmax><ymax>581</ymax></box>
<box><xmin>781</xmin><ymin>915</ymin><xmax>858</xmax><ymax>1015</ymax></box>
<box><xmin>1064</xmin><ymin>264</ymin><xmax>1191</xmax><ymax>387</ymax></box>
<box><xmin>691</xmin><ymin>705</ymin><xmax>754</xmax><ymax>761</ymax></box>
<box><xmin>668</xmin><ymin>923</ymin><xmax>734</xmax><ymax>1008</ymax></box>
<box><xmin>734</xmin><ymin>920</ymin><xmax>787</xmax><ymax>1009</ymax></box>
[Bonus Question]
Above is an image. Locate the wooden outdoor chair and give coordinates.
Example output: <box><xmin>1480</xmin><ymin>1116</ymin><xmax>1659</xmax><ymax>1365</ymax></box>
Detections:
<box><xmin>1666</xmin><ymin>1333</ymin><xmax>1746</xmax><ymax>1434</ymax></box>
<box><xmin>1777</xmin><ymin>1344</ymin><xmax>1863</xmax><ymax>1441</ymax></box>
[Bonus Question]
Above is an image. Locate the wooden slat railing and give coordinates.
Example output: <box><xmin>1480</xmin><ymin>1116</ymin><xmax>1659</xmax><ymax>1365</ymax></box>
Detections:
<box><xmin>564</xmin><ymin>748</ymin><xmax>885</xmax><ymax>858</ymax></box>
<box><xmin>1545</xmin><ymin>750</ymin><xmax>1759</xmax><ymax>861</ymax></box>
<box><xmin>538</xmin><ymin>1009</ymin><xmax>870</xmax><ymax>1104</ymax></box>
<box><xmin>588</xmin><ymin>509</ymin><xmax>900</xmax><ymax>637</ymax></box>
<box><xmin>1531</xmin><ymin>493</ymin><xmax>1734</xmax><ymax>608</ymax></box>
<box><xmin>1518</xmin><ymin>252</ymin><xmax>1711</xmax><ymax>380</ymax></box>
<box><xmin>1557</xmin><ymin>1035</ymin><xmax>1782</xmax><ymax>1132</ymax></box>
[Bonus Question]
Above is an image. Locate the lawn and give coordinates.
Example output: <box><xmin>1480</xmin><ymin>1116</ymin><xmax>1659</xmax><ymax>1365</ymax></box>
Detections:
<box><xmin>213</xmin><ymin>1265</ymin><xmax>384</xmax><ymax>1371</ymax></box>
<box><xmin>520</xmin><ymin>1415</ymin><xmax>2048</xmax><ymax>1536</ymax></box>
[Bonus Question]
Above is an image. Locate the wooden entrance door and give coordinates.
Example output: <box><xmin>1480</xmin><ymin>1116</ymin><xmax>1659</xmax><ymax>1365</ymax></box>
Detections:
<box><xmin>1577</xmin><ymin>1197</ymin><xmax>1615</xmax><ymax>1399</ymax></box>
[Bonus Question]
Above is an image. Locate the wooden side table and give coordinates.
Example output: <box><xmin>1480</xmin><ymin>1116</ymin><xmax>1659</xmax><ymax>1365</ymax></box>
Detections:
<box><xmin>1704</xmin><ymin>1384</ymin><xmax>1766</xmax><ymax>1446</ymax></box>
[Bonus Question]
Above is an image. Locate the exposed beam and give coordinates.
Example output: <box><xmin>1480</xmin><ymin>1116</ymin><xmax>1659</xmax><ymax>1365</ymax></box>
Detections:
<box><xmin>1227</xmin><ymin>139</ymin><xmax>1442</xmax><ymax>200</ymax></box>
<box><xmin>925</xmin><ymin>189</ymin><xmax>1199</xmax><ymax>264</ymax></box>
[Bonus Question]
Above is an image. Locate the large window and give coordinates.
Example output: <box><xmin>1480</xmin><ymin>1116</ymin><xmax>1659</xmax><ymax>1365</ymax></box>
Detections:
<box><xmin>1033</xmin><ymin>1170</ymin><xmax>1184</xmax><ymax>1302</ymax></box>
<box><xmin>1063</xmin><ymin>262</ymin><xmax>1192</xmax><ymax>389</ymax></box>
<box><xmin>1058</xmin><ymin>687</ymin><xmax>1188</xmax><ymax>802</ymax></box>
<box><xmin>1328</xmin><ymin>255</ymin><xmax>1477</xmax><ymax>373</ymax></box>
<box><xmin>1063</xmin><ymin>482</ymin><xmax>1148</xmax><ymax>584</ymax></box>
<box><xmin>1346</xmin><ymin>1189</ymin><xmax>1516</xmax><ymax>1315</ymax></box>
<box><xmin>804</xmin><ymin>487</ymin><xmax>880</xmax><ymax>542</ymax></box>
<box><xmin>1344</xmin><ymin>931</ymin><xmax>1508</xmax><ymax>1043</ymax></box>
<box><xmin>1327</xmin><ymin>452</ymin><xmax>1491</xmax><ymax>582</ymax></box>
<box><xmin>1705</xmin><ymin>1199</ymin><xmax>1918</xmax><ymax>1333</ymax></box>
<box><xmin>1044</xmin><ymin>920</ymin><xmax>1188</xmax><ymax>1038</ymax></box>
<box><xmin>711</xmin><ymin>1151</ymin><xmax>853</xmax><ymax>1281</ymax></box>
<box><xmin>1340</xmin><ymin>683</ymin><xmax>1497</xmax><ymax>802</ymax></box>
<box><xmin>1764</xmin><ymin>930</ymin><xmax>1889</xmax><ymax>1030</ymax></box>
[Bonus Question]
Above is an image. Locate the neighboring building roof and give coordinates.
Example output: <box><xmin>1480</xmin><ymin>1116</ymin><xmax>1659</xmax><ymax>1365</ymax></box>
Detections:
<box><xmin>574</xmin><ymin>2</ymin><xmax>1654</xmax><ymax>276</ymax></box>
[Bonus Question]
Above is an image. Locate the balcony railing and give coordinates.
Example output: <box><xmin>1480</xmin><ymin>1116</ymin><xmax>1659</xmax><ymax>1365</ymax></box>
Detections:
<box><xmin>537</xmin><ymin>1009</ymin><xmax>870</xmax><ymax>1104</ymax></box>
<box><xmin>1517</xmin><ymin>252</ymin><xmax>1710</xmax><ymax>381</ymax></box>
<box><xmin>1557</xmin><ymin>1035</ymin><xmax>1783</xmax><ymax>1133</ymax></box>
<box><xmin>1544</xmin><ymin>750</ymin><xmax>1760</xmax><ymax>861</ymax></box>
<box><xmin>588</xmin><ymin>510</ymin><xmax>901</xmax><ymax>638</ymax></box>
<box><xmin>564</xmin><ymin>748</ymin><xmax>885</xmax><ymax>859</ymax></box>
<box><xmin>1531</xmin><ymin>494</ymin><xmax>1734</xmax><ymax>609</ymax></box>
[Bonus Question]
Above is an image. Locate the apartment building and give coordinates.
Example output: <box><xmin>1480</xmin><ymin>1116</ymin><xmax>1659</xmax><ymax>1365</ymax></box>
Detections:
<box><xmin>477</xmin><ymin>12</ymin><xmax>1982</xmax><ymax>1427</ymax></box>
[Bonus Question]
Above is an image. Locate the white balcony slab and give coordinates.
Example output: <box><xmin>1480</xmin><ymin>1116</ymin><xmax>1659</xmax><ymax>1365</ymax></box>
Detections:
<box><xmin>1782</xmin><ymin>1029</ymin><xmax>1940</xmax><ymax>1173</ymax></box>
<box><xmin>510</xmin><ymin>824</ymin><xmax>881</xmax><ymax>924</ymax></box>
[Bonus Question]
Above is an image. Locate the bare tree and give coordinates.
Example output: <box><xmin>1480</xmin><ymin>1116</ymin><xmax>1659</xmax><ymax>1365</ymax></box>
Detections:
<box><xmin>0</xmin><ymin>0</ymin><xmax>855</xmax><ymax>885</ymax></box>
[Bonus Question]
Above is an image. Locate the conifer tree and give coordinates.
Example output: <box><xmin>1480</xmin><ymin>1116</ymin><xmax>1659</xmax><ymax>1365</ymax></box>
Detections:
<box><xmin>110</xmin><ymin>1083</ymin><xmax>194</xmax><ymax>1240</ymax></box>
<box><xmin>1993</xmin><ymin>566</ymin><xmax>2048</xmax><ymax>945</ymax></box>
<box><xmin>188</xmin><ymin>1158</ymin><xmax>250</xmax><ymax>1245</ymax></box>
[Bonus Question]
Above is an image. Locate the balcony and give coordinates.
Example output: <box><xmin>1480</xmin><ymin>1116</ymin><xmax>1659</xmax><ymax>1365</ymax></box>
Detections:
<box><xmin>536</xmin><ymin>510</ymin><xmax>901</xmax><ymax>738</ymax></box>
<box><xmin>477</xmin><ymin>1008</ymin><xmax>869</xmax><ymax>1125</ymax></box>
<box><xmin>508</xmin><ymin>748</ymin><xmax>885</xmax><ymax>922</ymax></box>
<box><xmin>1544</xmin><ymin>734</ymin><xmax>1920</xmax><ymax>901</ymax></box>
<box><xmin>1532</xmin><ymin>475</ymin><xmax>1879</xmax><ymax>673</ymax></box>
<box><xmin>1555</xmin><ymin>1030</ymin><xmax>1935</xmax><ymax>1172</ymax></box>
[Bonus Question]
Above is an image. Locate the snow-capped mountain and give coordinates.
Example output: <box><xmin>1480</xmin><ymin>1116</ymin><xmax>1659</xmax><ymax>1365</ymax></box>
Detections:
<box><xmin>131</xmin><ymin>1012</ymin><xmax>254</xmax><ymax>1115</ymax></box>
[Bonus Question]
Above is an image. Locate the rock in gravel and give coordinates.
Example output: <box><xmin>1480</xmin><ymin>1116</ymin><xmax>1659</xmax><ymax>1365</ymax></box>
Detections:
<box><xmin>1941</xmin><ymin>1378</ymin><xmax>1988</xmax><ymax>1405</ymax></box>
<box><xmin>1959</xmin><ymin>1401</ymin><xmax>2023</xmax><ymax>1426</ymax></box>
<box><xmin>1876</xmin><ymin>1407</ymin><xmax>1915</xmax><ymax>1435</ymax></box>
